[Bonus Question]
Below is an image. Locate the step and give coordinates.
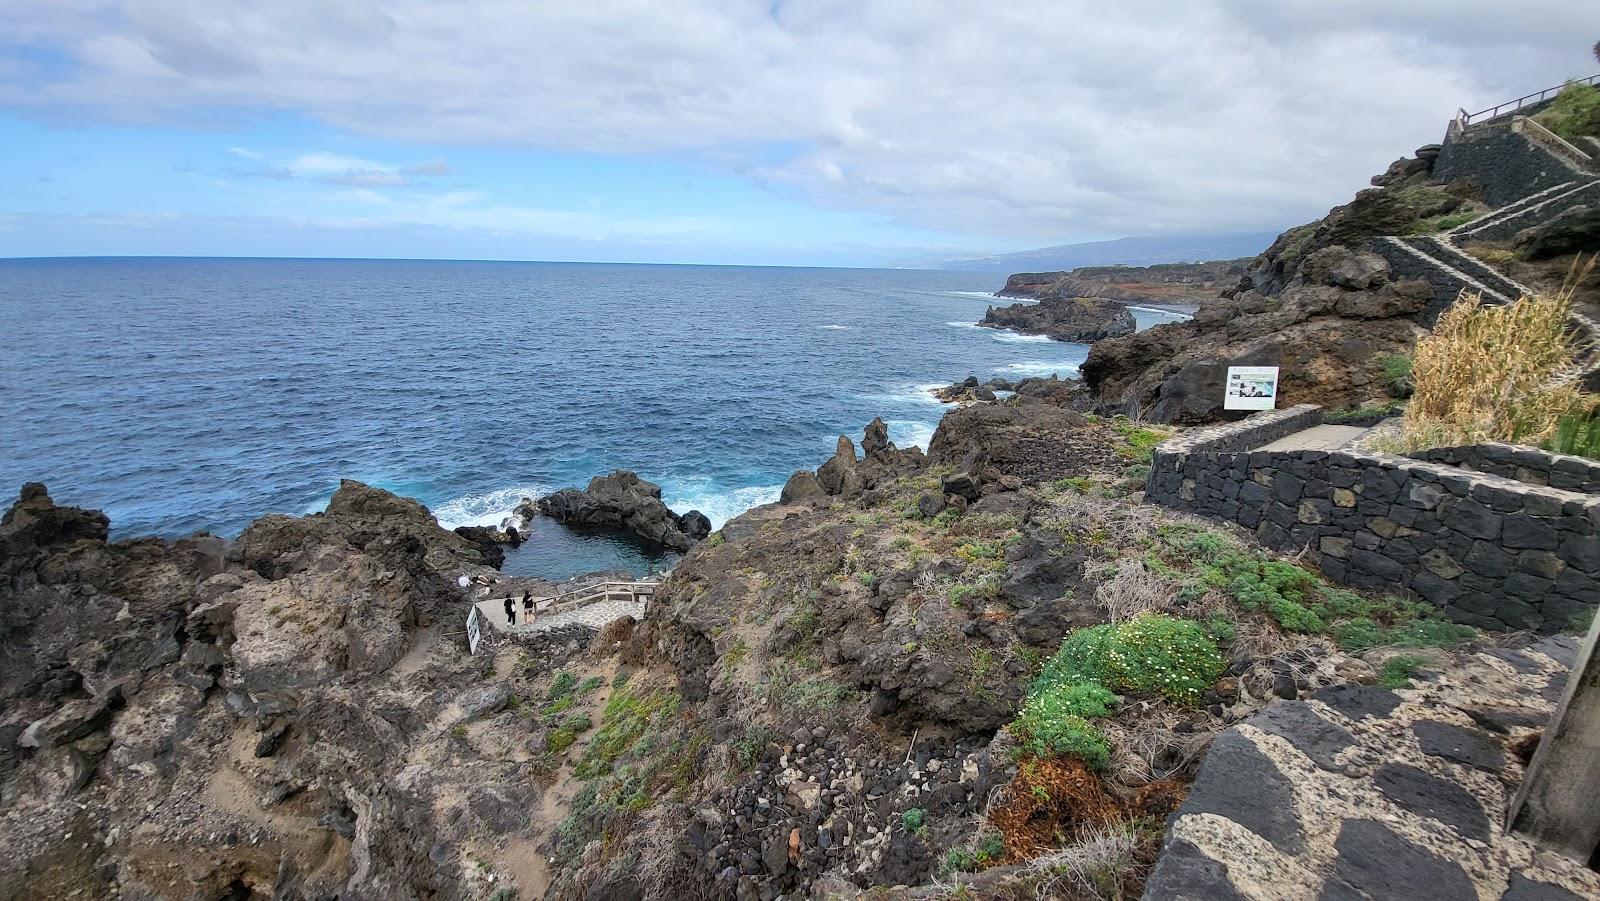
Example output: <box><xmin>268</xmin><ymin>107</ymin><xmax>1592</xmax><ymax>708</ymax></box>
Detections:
<box><xmin>1379</xmin><ymin>236</ymin><xmax>1513</xmax><ymax>305</ymax></box>
<box><xmin>1453</xmin><ymin>179</ymin><xmax>1600</xmax><ymax>241</ymax></box>
<box><xmin>1252</xmin><ymin>424</ymin><xmax>1369</xmax><ymax>452</ymax></box>
<box><xmin>1446</xmin><ymin>180</ymin><xmax>1575</xmax><ymax>237</ymax></box>
<box><xmin>1409</xmin><ymin>236</ymin><xmax>1532</xmax><ymax>300</ymax></box>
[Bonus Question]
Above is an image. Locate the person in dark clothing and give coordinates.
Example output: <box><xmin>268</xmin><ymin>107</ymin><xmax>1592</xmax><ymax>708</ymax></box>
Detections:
<box><xmin>504</xmin><ymin>596</ymin><xmax>516</xmax><ymax>626</ymax></box>
<box><xmin>522</xmin><ymin>590</ymin><xmax>534</xmax><ymax>621</ymax></box>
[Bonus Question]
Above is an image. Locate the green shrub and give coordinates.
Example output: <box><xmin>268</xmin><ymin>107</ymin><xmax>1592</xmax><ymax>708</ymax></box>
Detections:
<box><xmin>901</xmin><ymin>808</ymin><xmax>925</xmax><ymax>831</ymax></box>
<box><xmin>1113</xmin><ymin>420</ymin><xmax>1171</xmax><ymax>463</ymax></box>
<box><xmin>1535</xmin><ymin>82</ymin><xmax>1600</xmax><ymax>140</ymax></box>
<box><xmin>577</xmin><ymin>676</ymin><xmax>604</xmax><ymax>695</ymax></box>
<box><xmin>1381</xmin><ymin>353</ymin><xmax>1413</xmax><ymax>384</ymax></box>
<box><xmin>1010</xmin><ymin>693</ymin><xmax>1114</xmax><ymax>767</ymax></box>
<box><xmin>548</xmin><ymin>727</ymin><xmax>578</xmax><ymax>754</ymax></box>
<box><xmin>1036</xmin><ymin>614</ymin><xmax>1224</xmax><ymax>705</ymax></box>
<box><xmin>1547</xmin><ymin>412</ymin><xmax>1600</xmax><ymax>461</ymax></box>
<box><xmin>547</xmin><ymin>671</ymin><xmax>578</xmax><ymax>700</ymax></box>
<box><xmin>977</xmin><ymin>832</ymin><xmax>1005</xmax><ymax>863</ymax></box>
<box><xmin>1379</xmin><ymin>654</ymin><xmax>1433</xmax><ymax>689</ymax></box>
<box><xmin>944</xmin><ymin>848</ymin><xmax>977</xmax><ymax>873</ymax></box>
<box><xmin>1203</xmin><ymin>611</ymin><xmax>1238</xmax><ymax>644</ymax></box>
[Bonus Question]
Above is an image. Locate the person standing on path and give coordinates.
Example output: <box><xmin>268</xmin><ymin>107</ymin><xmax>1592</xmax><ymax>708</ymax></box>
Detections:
<box><xmin>504</xmin><ymin>596</ymin><xmax>516</xmax><ymax>627</ymax></box>
<box><xmin>522</xmin><ymin>590</ymin><xmax>534</xmax><ymax>623</ymax></box>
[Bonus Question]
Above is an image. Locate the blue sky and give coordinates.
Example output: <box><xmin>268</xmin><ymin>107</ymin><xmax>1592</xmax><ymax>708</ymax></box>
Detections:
<box><xmin>0</xmin><ymin>1</ymin><xmax>1593</xmax><ymax>266</ymax></box>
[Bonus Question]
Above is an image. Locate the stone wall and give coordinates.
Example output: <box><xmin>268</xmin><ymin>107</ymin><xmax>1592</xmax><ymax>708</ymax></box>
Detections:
<box><xmin>1434</xmin><ymin>120</ymin><xmax>1579</xmax><ymax>207</ymax></box>
<box><xmin>1146</xmin><ymin>409</ymin><xmax>1600</xmax><ymax>632</ymax></box>
<box><xmin>1160</xmin><ymin>403</ymin><xmax>1323</xmax><ymax>455</ymax></box>
<box><xmin>1409</xmin><ymin>444</ymin><xmax>1600</xmax><ymax>493</ymax></box>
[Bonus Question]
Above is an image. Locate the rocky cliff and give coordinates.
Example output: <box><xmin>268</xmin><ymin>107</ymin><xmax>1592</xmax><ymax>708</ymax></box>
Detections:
<box><xmin>979</xmin><ymin>295</ymin><xmax>1137</xmax><ymax>343</ymax></box>
<box><xmin>1081</xmin><ymin>145</ymin><xmax>1483</xmax><ymax>422</ymax></box>
<box><xmin>1</xmin><ymin>384</ymin><xmax>1585</xmax><ymax>899</ymax></box>
<box><xmin>997</xmin><ymin>259</ymin><xmax>1250</xmax><ymax>307</ymax></box>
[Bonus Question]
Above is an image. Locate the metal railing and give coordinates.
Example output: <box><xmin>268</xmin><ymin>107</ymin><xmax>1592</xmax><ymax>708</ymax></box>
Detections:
<box><xmin>1457</xmin><ymin>74</ymin><xmax>1600</xmax><ymax>127</ymax></box>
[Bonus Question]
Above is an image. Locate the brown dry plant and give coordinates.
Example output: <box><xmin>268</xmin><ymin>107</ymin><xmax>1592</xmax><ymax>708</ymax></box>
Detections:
<box><xmin>1396</xmin><ymin>284</ymin><xmax>1595</xmax><ymax>450</ymax></box>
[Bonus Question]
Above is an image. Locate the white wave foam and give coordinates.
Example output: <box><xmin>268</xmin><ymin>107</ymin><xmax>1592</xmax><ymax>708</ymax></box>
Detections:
<box><xmin>944</xmin><ymin>320</ymin><xmax>982</xmax><ymax>329</ymax></box>
<box><xmin>433</xmin><ymin>484</ymin><xmax>548</xmax><ymax>531</ymax></box>
<box><xmin>858</xmin><ymin>383</ymin><xmax>950</xmax><ymax>407</ymax></box>
<box><xmin>886</xmin><ymin>419</ymin><xmax>937</xmax><ymax>451</ymax></box>
<box><xmin>818</xmin><ymin>324</ymin><xmax>850</xmax><ymax>330</ymax></box>
<box><xmin>663</xmin><ymin>481</ymin><xmax>783</xmax><ymax>530</ymax></box>
<box><xmin>993</xmin><ymin>360</ymin><xmax>1081</xmax><ymax>377</ymax></box>
<box><xmin>944</xmin><ymin>291</ymin><xmax>1002</xmax><ymax>299</ymax></box>
<box><xmin>991</xmin><ymin>331</ymin><xmax>1053</xmax><ymax>343</ymax></box>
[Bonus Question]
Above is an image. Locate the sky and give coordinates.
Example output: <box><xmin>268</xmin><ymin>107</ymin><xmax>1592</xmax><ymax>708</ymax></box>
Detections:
<box><xmin>0</xmin><ymin>1</ymin><xmax>1595</xmax><ymax>267</ymax></box>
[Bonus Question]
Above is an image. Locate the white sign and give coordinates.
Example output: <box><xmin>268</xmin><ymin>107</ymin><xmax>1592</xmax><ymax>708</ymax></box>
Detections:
<box><xmin>466</xmin><ymin>605</ymin><xmax>483</xmax><ymax>655</ymax></box>
<box><xmin>1224</xmin><ymin>366</ymin><xmax>1280</xmax><ymax>411</ymax></box>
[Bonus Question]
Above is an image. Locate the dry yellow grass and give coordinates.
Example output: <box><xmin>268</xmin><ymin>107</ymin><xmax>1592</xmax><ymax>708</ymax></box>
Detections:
<box><xmin>1395</xmin><ymin>285</ymin><xmax>1595</xmax><ymax>450</ymax></box>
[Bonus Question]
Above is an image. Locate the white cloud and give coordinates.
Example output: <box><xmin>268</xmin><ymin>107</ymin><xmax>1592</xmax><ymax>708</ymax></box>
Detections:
<box><xmin>1</xmin><ymin>0</ymin><xmax>1595</xmax><ymax>240</ymax></box>
<box><xmin>226</xmin><ymin>145</ymin><xmax>260</xmax><ymax>160</ymax></box>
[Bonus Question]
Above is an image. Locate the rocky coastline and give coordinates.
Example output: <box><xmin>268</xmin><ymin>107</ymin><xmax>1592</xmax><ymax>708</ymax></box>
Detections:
<box><xmin>533</xmin><ymin>469</ymin><xmax>711</xmax><ymax>552</ymax></box>
<box><xmin>8</xmin><ymin>105</ymin><xmax>1600</xmax><ymax>901</ymax></box>
<box><xmin>979</xmin><ymin>294</ymin><xmax>1136</xmax><ymax>343</ymax></box>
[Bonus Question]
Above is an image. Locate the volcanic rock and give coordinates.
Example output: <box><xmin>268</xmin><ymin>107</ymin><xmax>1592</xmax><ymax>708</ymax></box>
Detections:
<box><xmin>537</xmin><ymin>470</ymin><xmax>707</xmax><ymax>551</ymax></box>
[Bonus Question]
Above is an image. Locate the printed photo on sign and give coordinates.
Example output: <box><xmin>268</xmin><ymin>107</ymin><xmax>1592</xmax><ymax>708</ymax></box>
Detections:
<box><xmin>1224</xmin><ymin>365</ymin><xmax>1280</xmax><ymax>411</ymax></box>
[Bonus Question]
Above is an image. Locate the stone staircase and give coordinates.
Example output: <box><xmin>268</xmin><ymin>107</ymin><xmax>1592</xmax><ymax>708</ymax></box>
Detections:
<box><xmin>1372</xmin><ymin>236</ymin><xmax>1516</xmax><ymax>307</ymax></box>
<box><xmin>1407</xmin><ymin>235</ymin><xmax>1532</xmax><ymax>301</ymax></box>
<box><xmin>1449</xmin><ymin>178</ymin><xmax>1600</xmax><ymax>243</ymax></box>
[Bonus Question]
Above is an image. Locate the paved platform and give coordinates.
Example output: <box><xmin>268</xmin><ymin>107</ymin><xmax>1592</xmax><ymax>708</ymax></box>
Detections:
<box><xmin>473</xmin><ymin>597</ymin><xmax>644</xmax><ymax>635</ymax></box>
<box><xmin>1253</xmin><ymin>424</ymin><xmax>1369</xmax><ymax>452</ymax></box>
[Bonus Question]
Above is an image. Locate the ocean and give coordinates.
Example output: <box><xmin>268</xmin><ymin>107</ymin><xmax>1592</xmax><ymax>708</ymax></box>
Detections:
<box><xmin>1</xmin><ymin>258</ymin><xmax>1187</xmax><ymax>578</ymax></box>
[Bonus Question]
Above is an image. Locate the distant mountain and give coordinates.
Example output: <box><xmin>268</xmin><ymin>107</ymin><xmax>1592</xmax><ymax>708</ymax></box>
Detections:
<box><xmin>904</xmin><ymin>232</ymin><xmax>1283</xmax><ymax>272</ymax></box>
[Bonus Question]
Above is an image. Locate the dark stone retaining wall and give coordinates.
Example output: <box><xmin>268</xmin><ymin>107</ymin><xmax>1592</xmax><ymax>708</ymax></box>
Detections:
<box><xmin>1409</xmin><ymin>444</ymin><xmax>1600</xmax><ymax>494</ymax></box>
<box><xmin>1147</xmin><ymin>407</ymin><xmax>1600</xmax><ymax>633</ymax></box>
<box><xmin>1435</xmin><ymin>121</ymin><xmax>1578</xmax><ymax>207</ymax></box>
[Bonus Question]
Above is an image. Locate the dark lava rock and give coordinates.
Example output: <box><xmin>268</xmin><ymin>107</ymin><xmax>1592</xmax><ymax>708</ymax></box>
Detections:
<box><xmin>1142</xmin><ymin>837</ymin><xmax>1250</xmax><ymax>901</ymax></box>
<box><xmin>1324</xmin><ymin>818</ymin><xmax>1474</xmax><ymax>901</ymax></box>
<box><xmin>1514</xmin><ymin>204</ymin><xmax>1600</xmax><ymax>260</ymax></box>
<box><xmin>1311</xmin><ymin>684</ymin><xmax>1401</xmax><ymax>720</ymax></box>
<box><xmin>1371</xmin><ymin>762</ymin><xmax>1490</xmax><ymax>842</ymax></box>
<box><xmin>980</xmin><ymin>295</ymin><xmax>1136</xmax><ymax>343</ymax></box>
<box><xmin>537</xmin><ymin>470</ymin><xmax>705</xmax><ymax>551</ymax></box>
<box><xmin>680</xmin><ymin>510</ymin><xmax>713</xmax><ymax>542</ymax></box>
<box><xmin>1177</xmin><ymin>731</ymin><xmax>1305</xmax><ymax>854</ymax></box>
<box><xmin>1411</xmin><ymin>720</ymin><xmax>1504</xmax><ymax>772</ymax></box>
<box><xmin>1251</xmin><ymin>702</ymin><xmax>1356</xmax><ymax>773</ymax></box>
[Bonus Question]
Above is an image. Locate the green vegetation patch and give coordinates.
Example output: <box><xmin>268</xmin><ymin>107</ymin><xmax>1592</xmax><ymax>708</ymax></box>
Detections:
<box><xmin>1036</xmin><ymin>614</ymin><xmax>1225</xmax><ymax>705</ymax></box>
<box><xmin>1010</xmin><ymin>683</ymin><xmax>1117</xmax><ymax>767</ymax></box>
<box><xmin>1112</xmin><ymin>418</ymin><xmax>1172</xmax><ymax>464</ymax></box>
<box><xmin>1151</xmin><ymin>525</ymin><xmax>1476</xmax><ymax>651</ymax></box>
<box><xmin>572</xmin><ymin>686</ymin><xmax>681</xmax><ymax>779</ymax></box>
<box><xmin>1535</xmin><ymin>82</ymin><xmax>1600</xmax><ymax>141</ymax></box>
<box><xmin>1379</xmin><ymin>654</ymin><xmax>1433</xmax><ymax>689</ymax></box>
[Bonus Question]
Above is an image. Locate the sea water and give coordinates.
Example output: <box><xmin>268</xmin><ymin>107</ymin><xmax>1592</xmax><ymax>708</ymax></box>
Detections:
<box><xmin>2</xmin><ymin>257</ymin><xmax>1181</xmax><ymax>578</ymax></box>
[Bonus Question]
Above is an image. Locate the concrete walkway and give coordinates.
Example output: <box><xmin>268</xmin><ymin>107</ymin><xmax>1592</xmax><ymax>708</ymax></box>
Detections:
<box><xmin>1253</xmin><ymin>424</ymin><xmax>1369</xmax><ymax>452</ymax></box>
<box><xmin>474</xmin><ymin>597</ymin><xmax>644</xmax><ymax>635</ymax></box>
